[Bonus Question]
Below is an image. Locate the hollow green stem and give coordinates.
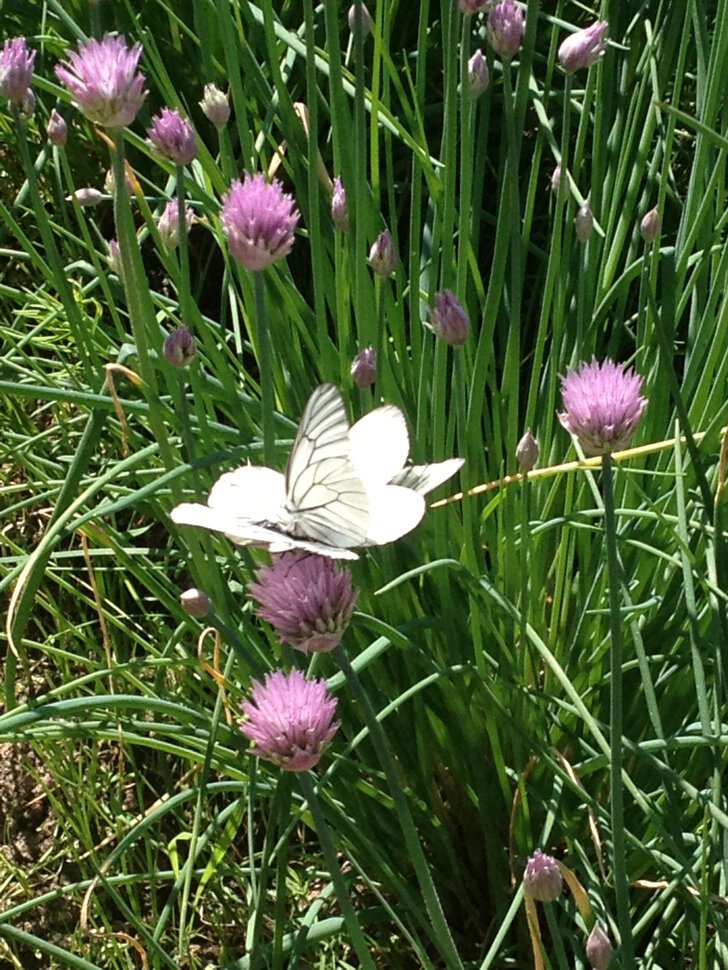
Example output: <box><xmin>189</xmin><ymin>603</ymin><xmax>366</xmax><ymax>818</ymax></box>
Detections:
<box><xmin>297</xmin><ymin>772</ymin><xmax>378</xmax><ymax>970</ymax></box>
<box><xmin>601</xmin><ymin>454</ymin><xmax>636</xmax><ymax>968</ymax></box>
<box><xmin>254</xmin><ymin>271</ymin><xmax>275</xmax><ymax>465</ymax></box>
<box><xmin>333</xmin><ymin>645</ymin><xmax>464</xmax><ymax>970</ymax></box>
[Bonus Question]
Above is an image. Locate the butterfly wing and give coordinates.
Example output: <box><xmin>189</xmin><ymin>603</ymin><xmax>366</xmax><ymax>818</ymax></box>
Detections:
<box><xmin>283</xmin><ymin>384</ymin><xmax>369</xmax><ymax>548</ymax></box>
<box><xmin>170</xmin><ymin>503</ymin><xmax>359</xmax><ymax>559</ymax></box>
<box><xmin>390</xmin><ymin>458</ymin><xmax>464</xmax><ymax>495</ymax></box>
<box><xmin>363</xmin><ymin>485</ymin><xmax>426</xmax><ymax>545</ymax></box>
<box><xmin>348</xmin><ymin>405</ymin><xmax>410</xmax><ymax>485</ymax></box>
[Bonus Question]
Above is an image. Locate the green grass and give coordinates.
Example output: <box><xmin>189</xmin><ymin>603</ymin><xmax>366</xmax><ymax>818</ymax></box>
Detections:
<box><xmin>1</xmin><ymin>0</ymin><xmax>727</xmax><ymax>967</ymax></box>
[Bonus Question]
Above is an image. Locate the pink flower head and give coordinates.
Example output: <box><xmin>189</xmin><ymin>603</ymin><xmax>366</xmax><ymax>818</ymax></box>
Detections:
<box><xmin>147</xmin><ymin>108</ymin><xmax>197</xmax><ymax>165</ymax></box>
<box><xmin>55</xmin><ymin>34</ymin><xmax>146</xmax><ymax>129</ymax></box>
<box><xmin>558</xmin><ymin>21</ymin><xmax>608</xmax><ymax>74</ymax></box>
<box><xmin>523</xmin><ymin>850</ymin><xmax>563</xmax><ymax>902</ymax></box>
<box><xmin>250</xmin><ymin>552</ymin><xmax>358</xmax><ymax>654</ymax></box>
<box><xmin>221</xmin><ymin>172</ymin><xmax>300</xmax><ymax>272</ymax></box>
<box><xmin>429</xmin><ymin>290</ymin><xmax>470</xmax><ymax>346</ymax></box>
<box><xmin>0</xmin><ymin>38</ymin><xmax>36</xmax><ymax>103</ymax></box>
<box><xmin>351</xmin><ymin>346</ymin><xmax>377</xmax><ymax>388</ymax></box>
<box><xmin>240</xmin><ymin>668</ymin><xmax>340</xmax><ymax>772</ymax></box>
<box><xmin>486</xmin><ymin>0</ymin><xmax>525</xmax><ymax>59</ymax></box>
<box><xmin>331</xmin><ymin>176</ymin><xmax>349</xmax><ymax>231</ymax></box>
<box><xmin>368</xmin><ymin>230</ymin><xmax>397</xmax><ymax>277</ymax></box>
<box><xmin>559</xmin><ymin>359</ymin><xmax>647</xmax><ymax>457</ymax></box>
<box><xmin>157</xmin><ymin>198</ymin><xmax>194</xmax><ymax>248</ymax></box>
<box><xmin>458</xmin><ymin>0</ymin><xmax>491</xmax><ymax>14</ymax></box>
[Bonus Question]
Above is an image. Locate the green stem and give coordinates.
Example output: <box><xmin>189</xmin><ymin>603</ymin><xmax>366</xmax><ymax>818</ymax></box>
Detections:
<box><xmin>601</xmin><ymin>454</ymin><xmax>635</xmax><ymax>968</ymax></box>
<box><xmin>333</xmin><ymin>646</ymin><xmax>464</xmax><ymax>970</ymax></box>
<box><xmin>254</xmin><ymin>271</ymin><xmax>275</xmax><ymax>465</ymax></box>
<box><xmin>297</xmin><ymin>772</ymin><xmax>378</xmax><ymax>970</ymax></box>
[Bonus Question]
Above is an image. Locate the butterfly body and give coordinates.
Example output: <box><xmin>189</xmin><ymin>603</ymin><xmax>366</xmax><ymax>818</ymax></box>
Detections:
<box><xmin>171</xmin><ymin>384</ymin><xmax>463</xmax><ymax>559</ymax></box>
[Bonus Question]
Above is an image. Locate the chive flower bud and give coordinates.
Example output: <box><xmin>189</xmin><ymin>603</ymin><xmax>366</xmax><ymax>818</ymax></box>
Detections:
<box><xmin>523</xmin><ymin>850</ymin><xmax>563</xmax><ymax>902</ymax></box>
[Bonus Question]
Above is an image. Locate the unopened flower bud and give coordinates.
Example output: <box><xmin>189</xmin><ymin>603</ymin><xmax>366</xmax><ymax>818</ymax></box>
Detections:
<box><xmin>163</xmin><ymin>325</ymin><xmax>197</xmax><ymax>368</ymax></box>
<box><xmin>515</xmin><ymin>428</ymin><xmax>539</xmax><ymax>472</ymax></box>
<box><xmin>199</xmin><ymin>83</ymin><xmax>230</xmax><ymax>129</ymax></box>
<box><xmin>351</xmin><ymin>346</ymin><xmax>377</xmax><ymax>388</ymax></box>
<box><xmin>558</xmin><ymin>21</ymin><xmax>608</xmax><ymax>74</ymax></box>
<box><xmin>104</xmin><ymin>167</ymin><xmax>133</xmax><ymax>196</ymax></box>
<box><xmin>19</xmin><ymin>87</ymin><xmax>35</xmax><ymax>118</ymax></box>
<box><xmin>640</xmin><ymin>206</ymin><xmax>661</xmax><ymax>243</ymax></box>
<box><xmin>180</xmin><ymin>587</ymin><xmax>212</xmax><ymax>618</ymax></box>
<box><xmin>47</xmin><ymin>109</ymin><xmax>68</xmax><ymax>147</ymax></box>
<box><xmin>69</xmin><ymin>187</ymin><xmax>104</xmax><ymax>207</ymax></box>
<box><xmin>468</xmin><ymin>50</ymin><xmax>490</xmax><ymax>98</ymax></box>
<box><xmin>348</xmin><ymin>3</ymin><xmax>372</xmax><ymax>35</ymax></box>
<box><xmin>108</xmin><ymin>239</ymin><xmax>123</xmax><ymax>279</ymax></box>
<box><xmin>368</xmin><ymin>230</ymin><xmax>397</xmax><ymax>277</ymax></box>
<box><xmin>486</xmin><ymin>0</ymin><xmax>524</xmax><ymax>59</ymax></box>
<box><xmin>157</xmin><ymin>198</ymin><xmax>194</xmax><ymax>248</ymax></box>
<box><xmin>429</xmin><ymin>290</ymin><xmax>469</xmax><ymax>346</ymax></box>
<box><xmin>575</xmin><ymin>198</ymin><xmax>594</xmax><ymax>242</ymax></box>
<box><xmin>523</xmin><ymin>850</ymin><xmax>563</xmax><ymax>902</ymax></box>
<box><xmin>331</xmin><ymin>176</ymin><xmax>349</xmax><ymax>231</ymax></box>
<box><xmin>551</xmin><ymin>163</ymin><xmax>570</xmax><ymax>199</ymax></box>
<box><xmin>586</xmin><ymin>923</ymin><xmax>613</xmax><ymax>969</ymax></box>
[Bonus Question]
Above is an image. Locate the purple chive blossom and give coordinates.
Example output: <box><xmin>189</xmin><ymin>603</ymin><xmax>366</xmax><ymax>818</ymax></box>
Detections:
<box><xmin>250</xmin><ymin>552</ymin><xmax>358</xmax><ymax>654</ymax></box>
<box><xmin>199</xmin><ymin>83</ymin><xmax>230</xmax><ymax>129</ymax></box>
<box><xmin>351</xmin><ymin>346</ymin><xmax>377</xmax><ymax>388</ymax></box>
<box><xmin>0</xmin><ymin>38</ymin><xmax>36</xmax><ymax>104</ymax></box>
<box><xmin>368</xmin><ymin>230</ymin><xmax>397</xmax><ymax>277</ymax></box>
<box><xmin>55</xmin><ymin>34</ymin><xmax>146</xmax><ymax>129</ymax></box>
<box><xmin>47</xmin><ymin>109</ymin><xmax>68</xmax><ymax>148</ymax></box>
<box><xmin>586</xmin><ymin>923</ymin><xmax>613</xmax><ymax>970</ymax></box>
<box><xmin>147</xmin><ymin>108</ymin><xmax>197</xmax><ymax>165</ymax></box>
<box><xmin>221</xmin><ymin>172</ymin><xmax>300</xmax><ymax>272</ymax></box>
<box><xmin>523</xmin><ymin>850</ymin><xmax>563</xmax><ymax>902</ymax></box>
<box><xmin>558</xmin><ymin>21</ymin><xmax>608</xmax><ymax>74</ymax></box>
<box><xmin>559</xmin><ymin>359</ymin><xmax>647</xmax><ymax>457</ymax></box>
<box><xmin>331</xmin><ymin>176</ymin><xmax>349</xmax><ymax>231</ymax></box>
<box><xmin>468</xmin><ymin>50</ymin><xmax>490</xmax><ymax>98</ymax></box>
<box><xmin>458</xmin><ymin>0</ymin><xmax>491</xmax><ymax>14</ymax></box>
<box><xmin>429</xmin><ymin>290</ymin><xmax>470</xmax><ymax>346</ymax></box>
<box><xmin>240</xmin><ymin>668</ymin><xmax>340</xmax><ymax>772</ymax></box>
<box><xmin>157</xmin><ymin>198</ymin><xmax>194</xmax><ymax>248</ymax></box>
<box><xmin>486</xmin><ymin>0</ymin><xmax>525</xmax><ymax>59</ymax></box>
<box><xmin>163</xmin><ymin>326</ymin><xmax>197</xmax><ymax>368</ymax></box>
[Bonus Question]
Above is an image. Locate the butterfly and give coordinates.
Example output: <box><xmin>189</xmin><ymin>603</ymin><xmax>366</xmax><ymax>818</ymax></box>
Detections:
<box><xmin>170</xmin><ymin>383</ymin><xmax>464</xmax><ymax>560</ymax></box>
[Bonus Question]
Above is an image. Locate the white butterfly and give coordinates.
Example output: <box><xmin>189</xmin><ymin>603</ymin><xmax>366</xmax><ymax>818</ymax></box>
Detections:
<box><xmin>170</xmin><ymin>383</ymin><xmax>464</xmax><ymax>559</ymax></box>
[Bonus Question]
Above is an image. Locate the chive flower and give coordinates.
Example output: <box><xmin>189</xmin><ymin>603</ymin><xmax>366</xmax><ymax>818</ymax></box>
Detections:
<box><xmin>558</xmin><ymin>21</ymin><xmax>608</xmax><ymax>73</ymax></box>
<box><xmin>429</xmin><ymin>290</ymin><xmax>470</xmax><ymax>346</ymax></box>
<box><xmin>147</xmin><ymin>108</ymin><xmax>197</xmax><ymax>165</ymax></box>
<box><xmin>221</xmin><ymin>172</ymin><xmax>300</xmax><ymax>272</ymax></box>
<box><xmin>240</xmin><ymin>668</ymin><xmax>340</xmax><ymax>772</ymax></box>
<box><xmin>163</xmin><ymin>325</ymin><xmax>197</xmax><ymax>368</ymax></box>
<box><xmin>368</xmin><ymin>230</ymin><xmax>397</xmax><ymax>277</ymax></box>
<box><xmin>250</xmin><ymin>552</ymin><xmax>358</xmax><ymax>654</ymax></box>
<box><xmin>199</xmin><ymin>83</ymin><xmax>230</xmax><ymax>129</ymax></box>
<box><xmin>559</xmin><ymin>359</ymin><xmax>647</xmax><ymax>457</ymax></box>
<box><xmin>351</xmin><ymin>346</ymin><xmax>377</xmax><ymax>388</ymax></box>
<box><xmin>55</xmin><ymin>34</ymin><xmax>146</xmax><ymax>128</ymax></box>
<box><xmin>523</xmin><ymin>850</ymin><xmax>563</xmax><ymax>902</ymax></box>
<box><xmin>486</xmin><ymin>0</ymin><xmax>524</xmax><ymax>59</ymax></box>
<box><xmin>0</xmin><ymin>38</ymin><xmax>36</xmax><ymax>104</ymax></box>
